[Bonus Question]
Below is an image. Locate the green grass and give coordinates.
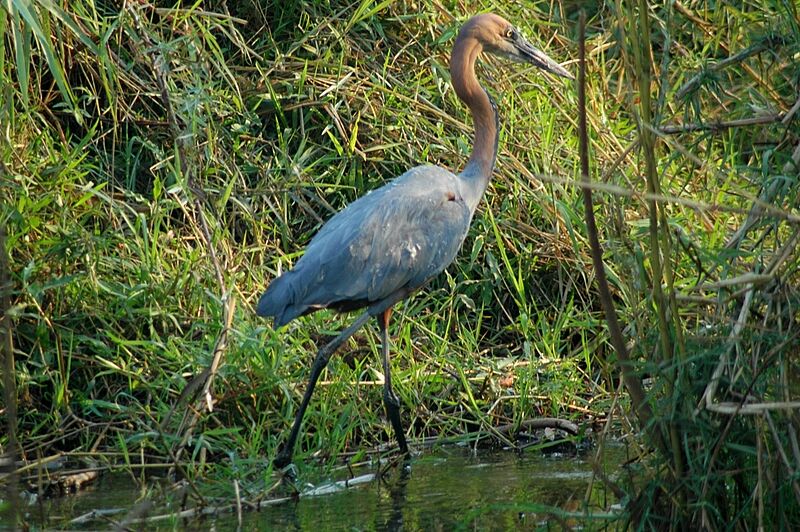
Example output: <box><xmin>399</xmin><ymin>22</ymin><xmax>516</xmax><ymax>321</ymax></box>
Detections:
<box><xmin>2</xmin><ymin>0</ymin><xmax>800</xmax><ymax>528</ymax></box>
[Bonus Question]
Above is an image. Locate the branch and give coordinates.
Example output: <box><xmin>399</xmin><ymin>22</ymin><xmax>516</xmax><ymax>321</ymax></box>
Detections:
<box><xmin>577</xmin><ymin>11</ymin><xmax>662</xmax><ymax>451</ymax></box>
<box><xmin>659</xmin><ymin>113</ymin><xmax>785</xmax><ymax>135</ymax></box>
<box><xmin>0</xmin><ymin>226</ymin><xmax>19</xmax><ymax>524</ymax></box>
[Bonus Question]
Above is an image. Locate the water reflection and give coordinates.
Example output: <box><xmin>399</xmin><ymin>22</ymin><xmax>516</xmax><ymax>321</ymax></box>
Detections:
<box><xmin>18</xmin><ymin>445</ymin><xmax>626</xmax><ymax>530</ymax></box>
<box><xmin>254</xmin><ymin>445</ymin><xmax>624</xmax><ymax>530</ymax></box>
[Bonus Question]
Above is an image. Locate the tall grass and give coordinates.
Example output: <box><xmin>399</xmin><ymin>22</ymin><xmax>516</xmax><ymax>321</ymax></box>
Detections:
<box><xmin>1</xmin><ymin>0</ymin><xmax>799</xmax><ymax>528</ymax></box>
<box><xmin>603</xmin><ymin>0</ymin><xmax>800</xmax><ymax>527</ymax></box>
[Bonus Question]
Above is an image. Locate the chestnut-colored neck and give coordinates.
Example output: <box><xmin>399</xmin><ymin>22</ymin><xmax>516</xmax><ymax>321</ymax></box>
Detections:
<box><xmin>450</xmin><ymin>32</ymin><xmax>499</xmax><ymax>210</ymax></box>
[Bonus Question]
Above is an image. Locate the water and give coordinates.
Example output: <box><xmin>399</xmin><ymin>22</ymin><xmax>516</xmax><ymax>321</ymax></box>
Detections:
<box><xmin>16</xmin><ymin>445</ymin><xmax>626</xmax><ymax>530</ymax></box>
<box><xmin>259</xmin><ymin>447</ymin><xmax>624</xmax><ymax>530</ymax></box>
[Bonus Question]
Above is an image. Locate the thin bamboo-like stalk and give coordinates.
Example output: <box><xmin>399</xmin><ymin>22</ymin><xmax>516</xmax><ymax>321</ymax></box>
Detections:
<box><xmin>628</xmin><ymin>0</ymin><xmax>685</xmax><ymax>482</ymax></box>
<box><xmin>577</xmin><ymin>10</ymin><xmax>661</xmax><ymax>453</ymax></box>
<box><xmin>0</xmin><ymin>227</ymin><xmax>19</xmax><ymax>526</ymax></box>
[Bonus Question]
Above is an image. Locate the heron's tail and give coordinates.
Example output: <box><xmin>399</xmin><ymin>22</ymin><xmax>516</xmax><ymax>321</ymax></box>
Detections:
<box><xmin>256</xmin><ymin>273</ymin><xmax>306</xmax><ymax>328</ymax></box>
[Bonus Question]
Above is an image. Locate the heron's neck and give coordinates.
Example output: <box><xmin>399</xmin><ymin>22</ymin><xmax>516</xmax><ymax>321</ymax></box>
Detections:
<box><xmin>451</xmin><ymin>35</ymin><xmax>499</xmax><ymax>210</ymax></box>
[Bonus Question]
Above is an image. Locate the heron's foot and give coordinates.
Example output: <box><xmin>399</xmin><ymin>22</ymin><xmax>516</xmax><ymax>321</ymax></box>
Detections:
<box><xmin>273</xmin><ymin>462</ymin><xmax>298</xmax><ymax>484</ymax></box>
<box><xmin>379</xmin><ymin>449</ymin><xmax>413</xmax><ymax>477</ymax></box>
<box><xmin>273</xmin><ymin>450</ymin><xmax>294</xmax><ymax>471</ymax></box>
<box><xmin>382</xmin><ymin>388</ymin><xmax>401</xmax><ymax>408</ymax></box>
<box><xmin>399</xmin><ymin>451</ymin><xmax>413</xmax><ymax>474</ymax></box>
<box><xmin>392</xmin><ymin>447</ymin><xmax>414</xmax><ymax>466</ymax></box>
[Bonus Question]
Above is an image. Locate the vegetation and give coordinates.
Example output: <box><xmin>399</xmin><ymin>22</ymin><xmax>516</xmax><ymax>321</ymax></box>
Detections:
<box><xmin>1</xmin><ymin>0</ymin><xmax>799</xmax><ymax>528</ymax></box>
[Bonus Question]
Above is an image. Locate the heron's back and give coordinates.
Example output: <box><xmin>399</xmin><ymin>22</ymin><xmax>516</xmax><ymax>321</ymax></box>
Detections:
<box><xmin>258</xmin><ymin>165</ymin><xmax>474</xmax><ymax>328</ymax></box>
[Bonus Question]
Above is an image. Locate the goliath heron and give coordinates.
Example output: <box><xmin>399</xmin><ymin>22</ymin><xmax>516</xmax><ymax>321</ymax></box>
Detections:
<box><xmin>258</xmin><ymin>13</ymin><xmax>572</xmax><ymax>468</ymax></box>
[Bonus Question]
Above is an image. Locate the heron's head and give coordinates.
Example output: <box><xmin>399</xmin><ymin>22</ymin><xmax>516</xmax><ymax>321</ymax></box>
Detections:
<box><xmin>461</xmin><ymin>13</ymin><xmax>573</xmax><ymax>80</ymax></box>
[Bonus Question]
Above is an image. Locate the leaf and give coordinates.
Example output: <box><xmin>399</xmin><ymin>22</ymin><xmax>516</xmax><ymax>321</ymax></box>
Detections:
<box><xmin>10</xmin><ymin>0</ymin><xmax>74</xmax><ymax>110</ymax></box>
<box><xmin>35</xmin><ymin>0</ymin><xmax>99</xmax><ymax>54</ymax></box>
<box><xmin>345</xmin><ymin>0</ymin><xmax>394</xmax><ymax>33</ymax></box>
<box><xmin>8</xmin><ymin>6</ymin><xmax>31</xmax><ymax>106</ymax></box>
<box><xmin>6</xmin><ymin>0</ymin><xmax>101</xmax><ymax>117</ymax></box>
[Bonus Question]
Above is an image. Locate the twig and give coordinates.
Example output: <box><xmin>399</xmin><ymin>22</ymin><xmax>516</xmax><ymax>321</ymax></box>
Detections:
<box><xmin>195</xmin><ymin>200</ymin><xmax>226</xmax><ymax>289</ymax></box>
<box><xmin>0</xmin><ymin>226</ymin><xmax>19</xmax><ymax>524</ymax></box>
<box><xmin>659</xmin><ymin>113</ymin><xmax>785</xmax><ymax>134</ymax></box>
<box><xmin>168</xmin><ymin>294</ymin><xmax>237</xmax><ymax>474</ymax></box>
<box><xmin>152</xmin><ymin>7</ymin><xmax>249</xmax><ymax>25</ymax></box>
<box><xmin>719</xmin><ymin>123</ymin><xmax>800</xmax><ymax>252</ymax></box>
<box><xmin>7</xmin><ymin>462</ymin><xmax>179</xmax><ymax>486</ymax></box>
<box><xmin>530</xmin><ymin>172</ymin><xmax>800</xmax><ymax>226</ymax></box>
<box><xmin>200</xmin><ymin>295</ymin><xmax>236</xmax><ymax>412</ymax></box>
<box><xmin>145</xmin><ymin>409</ymin><xmax>206</xmax><ymax>506</ymax></box>
<box><xmin>789</xmin><ymin>420</ymin><xmax>800</xmax><ymax>472</ymax></box>
<box><xmin>675</xmin><ymin>39</ymin><xmax>781</xmax><ymax>99</ymax></box>
<box><xmin>689</xmin><ymin>273</ymin><xmax>773</xmax><ymax>291</ymax></box>
<box><xmin>764</xmin><ymin>411</ymin><xmax>800</xmax><ymax>506</ymax></box>
<box><xmin>783</xmin><ymin>140</ymin><xmax>800</xmax><ymax>174</ymax></box>
<box><xmin>781</xmin><ymin>94</ymin><xmax>800</xmax><ymax>125</ymax></box>
<box><xmin>114</xmin><ymin>496</ymin><xmax>292</xmax><ymax>525</ymax></box>
<box><xmin>705</xmin><ymin>401</ymin><xmax>800</xmax><ymax>415</ymax></box>
<box><xmin>302</xmin><ymin>473</ymin><xmax>375</xmax><ymax>497</ymax></box>
<box><xmin>234</xmin><ymin>479</ymin><xmax>242</xmax><ymax>527</ymax></box>
<box><xmin>643</xmin><ymin>123</ymin><xmax>800</xmax><ymax>250</ymax></box>
<box><xmin>69</xmin><ymin>508</ymin><xmax>127</xmax><ymax>525</ymax></box>
<box><xmin>699</xmin><ymin>329</ymin><xmax>800</xmax><ymax>511</ymax></box>
<box><xmin>494</xmin><ymin>417</ymin><xmax>579</xmax><ymax>436</ymax></box>
<box><xmin>577</xmin><ymin>10</ymin><xmax>661</xmax><ymax>451</ymax></box>
<box><xmin>757</xmin><ymin>420</ymin><xmax>765</xmax><ymax>529</ymax></box>
<box><xmin>668</xmin><ymin>11</ymin><xmax>785</xmax><ymax>105</ymax></box>
<box><xmin>698</xmin><ymin>286</ymin><xmax>754</xmax><ymax>412</ymax></box>
<box><xmin>699</xmin><ymin>226</ymin><xmax>800</xmax><ymax>416</ymax></box>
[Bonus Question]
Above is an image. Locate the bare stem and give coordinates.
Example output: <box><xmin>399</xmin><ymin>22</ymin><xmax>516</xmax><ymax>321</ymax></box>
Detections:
<box><xmin>0</xmin><ymin>225</ymin><xmax>19</xmax><ymax>525</ymax></box>
<box><xmin>577</xmin><ymin>11</ymin><xmax>661</xmax><ymax>451</ymax></box>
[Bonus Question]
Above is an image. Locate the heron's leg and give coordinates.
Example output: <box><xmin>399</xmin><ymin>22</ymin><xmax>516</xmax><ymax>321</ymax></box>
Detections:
<box><xmin>378</xmin><ymin>308</ymin><xmax>409</xmax><ymax>456</ymax></box>
<box><xmin>274</xmin><ymin>311</ymin><xmax>372</xmax><ymax>469</ymax></box>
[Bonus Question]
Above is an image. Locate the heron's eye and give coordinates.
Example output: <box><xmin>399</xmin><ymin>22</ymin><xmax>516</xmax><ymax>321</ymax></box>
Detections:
<box><xmin>505</xmin><ymin>28</ymin><xmax>514</xmax><ymax>39</ymax></box>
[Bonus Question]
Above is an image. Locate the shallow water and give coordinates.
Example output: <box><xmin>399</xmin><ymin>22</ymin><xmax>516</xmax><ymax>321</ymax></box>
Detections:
<box><xmin>17</xmin><ymin>445</ymin><xmax>626</xmax><ymax>530</ymax></box>
<box><xmin>259</xmin><ymin>446</ymin><xmax>624</xmax><ymax>531</ymax></box>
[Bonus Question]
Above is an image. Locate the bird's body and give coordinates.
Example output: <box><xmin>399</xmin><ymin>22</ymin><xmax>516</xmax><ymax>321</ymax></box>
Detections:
<box><xmin>259</xmin><ymin>13</ymin><xmax>572</xmax><ymax>469</ymax></box>
<box><xmin>257</xmin><ymin>165</ymin><xmax>475</xmax><ymax>327</ymax></box>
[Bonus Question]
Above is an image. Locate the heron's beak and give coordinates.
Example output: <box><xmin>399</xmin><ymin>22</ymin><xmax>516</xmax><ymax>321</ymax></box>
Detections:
<box><xmin>515</xmin><ymin>38</ymin><xmax>573</xmax><ymax>80</ymax></box>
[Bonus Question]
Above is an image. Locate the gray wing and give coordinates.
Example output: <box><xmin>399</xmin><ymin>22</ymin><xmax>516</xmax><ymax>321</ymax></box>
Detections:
<box><xmin>257</xmin><ymin>166</ymin><xmax>472</xmax><ymax>327</ymax></box>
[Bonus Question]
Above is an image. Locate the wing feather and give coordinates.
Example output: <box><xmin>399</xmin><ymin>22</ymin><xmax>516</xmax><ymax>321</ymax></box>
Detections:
<box><xmin>257</xmin><ymin>165</ymin><xmax>473</xmax><ymax>326</ymax></box>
